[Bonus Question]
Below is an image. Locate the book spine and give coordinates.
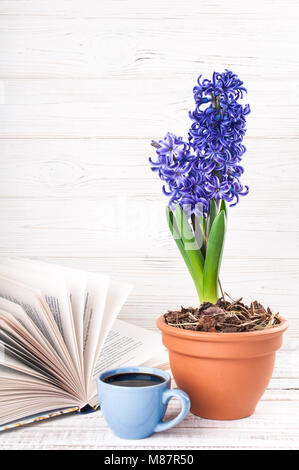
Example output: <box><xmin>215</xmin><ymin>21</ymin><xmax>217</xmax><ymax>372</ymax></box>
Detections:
<box><xmin>0</xmin><ymin>407</ymin><xmax>79</xmax><ymax>432</ymax></box>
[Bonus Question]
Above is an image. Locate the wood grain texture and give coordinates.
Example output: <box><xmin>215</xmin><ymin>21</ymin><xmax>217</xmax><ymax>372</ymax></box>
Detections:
<box><xmin>0</xmin><ymin>79</ymin><xmax>298</xmax><ymax>138</ymax></box>
<box><xmin>0</xmin><ymin>1</ymin><xmax>298</xmax><ymax>80</ymax></box>
<box><xmin>1</xmin><ymin>356</ymin><xmax>298</xmax><ymax>450</ymax></box>
<box><xmin>0</xmin><ymin>138</ymin><xmax>298</xmax><ymax>197</ymax></box>
<box><xmin>0</xmin><ymin>0</ymin><xmax>298</xmax><ymax>450</ymax></box>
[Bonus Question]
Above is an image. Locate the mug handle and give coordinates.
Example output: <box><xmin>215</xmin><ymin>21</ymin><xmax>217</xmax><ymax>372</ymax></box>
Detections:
<box><xmin>154</xmin><ymin>389</ymin><xmax>190</xmax><ymax>433</ymax></box>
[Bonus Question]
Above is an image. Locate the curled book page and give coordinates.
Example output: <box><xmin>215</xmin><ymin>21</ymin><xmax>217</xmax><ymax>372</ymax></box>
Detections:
<box><xmin>0</xmin><ymin>258</ymin><xmax>168</xmax><ymax>429</ymax></box>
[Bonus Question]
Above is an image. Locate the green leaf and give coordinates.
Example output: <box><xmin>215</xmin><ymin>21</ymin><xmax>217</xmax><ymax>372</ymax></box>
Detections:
<box><xmin>166</xmin><ymin>207</ymin><xmax>195</xmax><ymax>277</ymax></box>
<box><xmin>206</xmin><ymin>198</ymin><xmax>218</xmax><ymax>239</ymax></box>
<box><xmin>220</xmin><ymin>199</ymin><xmax>227</xmax><ymax>218</ymax></box>
<box><xmin>191</xmin><ymin>213</ymin><xmax>206</xmax><ymax>259</ymax></box>
<box><xmin>174</xmin><ymin>206</ymin><xmax>204</xmax><ymax>300</ymax></box>
<box><xmin>166</xmin><ymin>207</ymin><xmax>204</xmax><ymax>300</ymax></box>
<box><xmin>202</xmin><ymin>217</ymin><xmax>206</xmax><ymax>257</ymax></box>
<box><xmin>203</xmin><ymin>210</ymin><xmax>226</xmax><ymax>304</ymax></box>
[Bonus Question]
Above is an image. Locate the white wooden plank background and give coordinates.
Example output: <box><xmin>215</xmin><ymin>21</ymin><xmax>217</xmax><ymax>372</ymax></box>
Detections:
<box><xmin>0</xmin><ymin>0</ymin><xmax>298</xmax><ymax>450</ymax></box>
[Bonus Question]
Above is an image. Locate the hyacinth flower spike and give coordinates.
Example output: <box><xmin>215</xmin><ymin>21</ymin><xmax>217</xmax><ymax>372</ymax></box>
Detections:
<box><xmin>150</xmin><ymin>70</ymin><xmax>250</xmax><ymax>304</ymax></box>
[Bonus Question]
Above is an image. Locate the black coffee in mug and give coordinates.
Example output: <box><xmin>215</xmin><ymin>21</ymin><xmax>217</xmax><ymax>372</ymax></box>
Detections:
<box><xmin>103</xmin><ymin>372</ymin><xmax>165</xmax><ymax>387</ymax></box>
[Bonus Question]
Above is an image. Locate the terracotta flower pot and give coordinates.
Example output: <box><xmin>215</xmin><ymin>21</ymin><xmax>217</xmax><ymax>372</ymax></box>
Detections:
<box><xmin>157</xmin><ymin>315</ymin><xmax>288</xmax><ymax>420</ymax></box>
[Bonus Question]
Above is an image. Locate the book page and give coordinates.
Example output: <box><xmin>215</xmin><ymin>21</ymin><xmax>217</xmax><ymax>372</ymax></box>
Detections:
<box><xmin>0</xmin><ymin>275</ymin><xmax>61</xmax><ymax>355</ymax></box>
<box><xmin>0</xmin><ymin>365</ymin><xmax>76</xmax><ymax>403</ymax></box>
<box><xmin>140</xmin><ymin>350</ymin><xmax>169</xmax><ymax>370</ymax></box>
<box><xmin>0</xmin><ymin>260</ymin><xmax>80</xmax><ymax>372</ymax></box>
<box><xmin>0</xmin><ymin>364</ymin><xmax>61</xmax><ymax>391</ymax></box>
<box><xmin>88</xmin><ymin>319</ymin><xmax>165</xmax><ymax>400</ymax></box>
<box><xmin>0</xmin><ymin>354</ymin><xmax>55</xmax><ymax>383</ymax></box>
<box><xmin>0</xmin><ymin>325</ymin><xmax>55</xmax><ymax>380</ymax></box>
<box><xmin>2</xmin><ymin>258</ymin><xmax>87</xmax><ymax>374</ymax></box>
<box><xmin>0</xmin><ymin>275</ymin><xmax>84</xmax><ymax>400</ymax></box>
<box><xmin>82</xmin><ymin>272</ymin><xmax>109</xmax><ymax>386</ymax></box>
<box><xmin>86</xmin><ymin>280</ymin><xmax>132</xmax><ymax>392</ymax></box>
<box><xmin>92</xmin><ymin>281</ymin><xmax>133</xmax><ymax>360</ymax></box>
<box><xmin>0</xmin><ymin>310</ymin><xmax>78</xmax><ymax>392</ymax></box>
<box><xmin>0</xmin><ymin>364</ymin><xmax>48</xmax><ymax>383</ymax></box>
<box><xmin>0</xmin><ymin>297</ymin><xmax>60</xmax><ymax>364</ymax></box>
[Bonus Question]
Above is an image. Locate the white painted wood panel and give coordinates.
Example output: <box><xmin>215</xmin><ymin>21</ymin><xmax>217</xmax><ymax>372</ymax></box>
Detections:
<box><xmin>0</xmin><ymin>79</ymin><xmax>298</xmax><ymax>138</ymax></box>
<box><xmin>0</xmin><ymin>0</ymin><xmax>298</xmax><ymax>450</ymax></box>
<box><xmin>0</xmin><ymin>139</ymin><xmax>298</xmax><ymax>199</ymax></box>
<box><xmin>4</xmin><ymin>256</ymin><xmax>298</xmax><ymax>325</ymax></box>
<box><xmin>0</xmin><ymin>1</ymin><xmax>298</xmax><ymax>80</ymax></box>
<box><xmin>0</xmin><ymin>197</ymin><xmax>298</xmax><ymax>260</ymax></box>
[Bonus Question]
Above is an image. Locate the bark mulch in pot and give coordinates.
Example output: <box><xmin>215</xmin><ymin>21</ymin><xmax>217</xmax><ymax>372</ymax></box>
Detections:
<box><xmin>164</xmin><ymin>297</ymin><xmax>281</xmax><ymax>332</ymax></box>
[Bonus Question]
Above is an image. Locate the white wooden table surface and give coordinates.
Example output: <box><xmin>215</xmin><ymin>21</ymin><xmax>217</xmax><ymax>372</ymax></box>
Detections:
<box><xmin>0</xmin><ymin>0</ymin><xmax>299</xmax><ymax>450</ymax></box>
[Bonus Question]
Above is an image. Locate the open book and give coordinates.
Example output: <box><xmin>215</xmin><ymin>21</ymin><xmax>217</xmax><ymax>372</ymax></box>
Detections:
<box><xmin>0</xmin><ymin>258</ymin><xmax>167</xmax><ymax>431</ymax></box>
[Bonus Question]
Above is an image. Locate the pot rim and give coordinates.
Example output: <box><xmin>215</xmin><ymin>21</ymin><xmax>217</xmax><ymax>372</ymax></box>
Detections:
<box><xmin>156</xmin><ymin>314</ymin><xmax>288</xmax><ymax>342</ymax></box>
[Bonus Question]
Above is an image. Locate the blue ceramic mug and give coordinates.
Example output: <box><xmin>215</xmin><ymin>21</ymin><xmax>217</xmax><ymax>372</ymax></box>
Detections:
<box><xmin>97</xmin><ymin>366</ymin><xmax>190</xmax><ymax>439</ymax></box>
